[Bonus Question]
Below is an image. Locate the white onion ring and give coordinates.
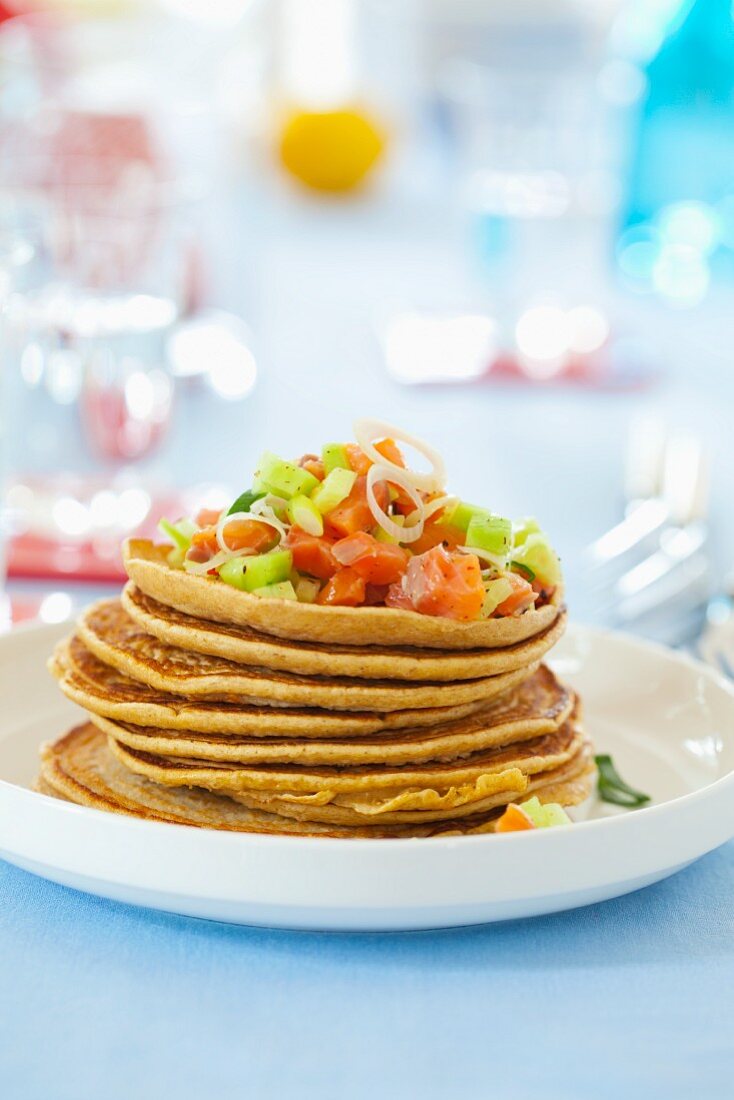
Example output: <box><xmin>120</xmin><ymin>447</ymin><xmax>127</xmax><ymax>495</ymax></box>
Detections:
<box><xmin>183</xmin><ymin>549</ymin><xmax>233</xmax><ymax>575</ymax></box>
<box><xmin>405</xmin><ymin>494</ymin><xmax>457</xmax><ymax>528</ymax></box>
<box><xmin>353</xmin><ymin>418</ymin><xmax>447</xmax><ymax>493</ymax></box>
<box><xmin>458</xmin><ymin>544</ymin><xmax>505</xmax><ymax>568</ymax></box>
<box><xmin>216</xmin><ymin>510</ymin><xmax>286</xmax><ymax>554</ymax></box>
<box><xmin>366</xmin><ymin>463</ymin><xmax>426</xmax><ymax>544</ymax></box>
<box><xmin>251</xmin><ymin>495</ymin><xmax>289</xmax><ymax>521</ymax></box>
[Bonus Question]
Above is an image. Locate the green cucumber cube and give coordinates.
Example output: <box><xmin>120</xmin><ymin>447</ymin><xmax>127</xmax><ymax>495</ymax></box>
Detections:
<box><xmin>158</xmin><ymin>517</ymin><xmax>196</xmax><ymax>550</ymax></box>
<box><xmin>512</xmin><ymin>532</ymin><xmax>561</xmax><ymax>587</ymax></box>
<box><xmin>250</xmin><ymin>580</ymin><xmax>298</xmax><ymax>601</ymax></box>
<box><xmin>166</xmin><ymin>545</ymin><xmax>187</xmax><ymax>569</ymax></box>
<box><xmin>513</xmin><ymin>516</ymin><xmax>542</xmax><ymax>546</ymax></box>
<box><xmin>255</xmin><ymin>452</ymin><xmax>320</xmax><ymax>499</ymax></box>
<box><xmin>466</xmin><ymin>513</ymin><xmax>512</xmax><ymax>561</ymax></box>
<box><xmin>322</xmin><ymin>442</ymin><xmax>350</xmax><ymax>474</ymax></box>
<box><xmin>311</xmin><ymin>467</ymin><xmax>356</xmax><ymax>514</ymax></box>
<box><xmin>288</xmin><ymin>494</ymin><xmax>324</xmax><ymax>536</ymax></box>
<box><xmin>518</xmin><ymin>797</ymin><xmax>571</xmax><ymax>828</ymax></box>
<box><xmin>439</xmin><ymin>500</ymin><xmax>489</xmax><ymax>533</ymax></box>
<box><xmin>218</xmin><ymin>549</ymin><xmax>293</xmax><ymax>592</ymax></box>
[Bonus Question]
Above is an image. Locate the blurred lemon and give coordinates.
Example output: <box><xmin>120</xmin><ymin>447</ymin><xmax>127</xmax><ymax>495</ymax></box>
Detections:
<box><xmin>278</xmin><ymin>107</ymin><xmax>385</xmax><ymax>193</ymax></box>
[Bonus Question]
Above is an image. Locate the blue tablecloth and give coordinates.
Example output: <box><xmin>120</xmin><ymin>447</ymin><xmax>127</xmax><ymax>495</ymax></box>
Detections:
<box><xmin>1</xmin><ymin>847</ymin><xmax>732</xmax><ymax>1099</ymax></box>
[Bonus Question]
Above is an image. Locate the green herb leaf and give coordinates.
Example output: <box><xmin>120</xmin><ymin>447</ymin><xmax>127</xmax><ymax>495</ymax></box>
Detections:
<box><xmin>227</xmin><ymin>490</ymin><xmax>265</xmax><ymax>516</ymax></box>
<box><xmin>595</xmin><ymin>754</ymin><xmax>651</xmax><ymax>807</ymax></box>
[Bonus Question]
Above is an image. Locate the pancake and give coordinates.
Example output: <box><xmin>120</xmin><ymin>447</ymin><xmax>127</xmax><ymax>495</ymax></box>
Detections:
<box><xmin>78</xmin><ymin>599</ymin><xmax>539</xmax><ymax>712</ymax></box>
<box><xmin>233</xmin><ymin>740</ymin><xmax>596</xmax><ymax>827</ymax></box>
<box><xmin>93</xmin><ymin>666</ymin><xmax>574</xmax><ymax>766</ymax></box>
<box><xmin>51</xmin><ymin>637</ymin><xmax>488</xmax><ymax>737</ymax></box>
<box><xmin>122</xmin><ymin>584</ymin><xmax>567</xmax><ymax>683</ymax></box>
<box><xmin>106</xmin><ymin>715</ymin><xmax>583</xmax><ymax>800</ymax></box>
<box><xmin>37</xmin><ymin>724</ymin><xmax>430</xmax><ymax>837</ymax></box>
<box><xmin>39</xmin><ymin>723</ymin><xmax>589</xmax><ymax>838</ymax></box>
<box><xmin>124</xmin><ymin>538</ymin><xmax>564</xmax><ymax>650</ymax></box>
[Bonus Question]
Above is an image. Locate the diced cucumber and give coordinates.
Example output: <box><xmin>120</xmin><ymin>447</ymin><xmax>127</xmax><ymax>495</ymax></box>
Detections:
<box><xmin>255</xmin><ymin>452</ymin><xmax>320</xmax><ymax>500</ymax></box>
<box><xmin>311</xmin><ymin>467</ymin><xmax>356</xmax><ymax>514</ymax></box>
<box><xmin>288</xmin><ymin>494</ymin><xmax>324</xmax><ymax>536</ymax></box>
<box><xmin>227</xmin><ymin>489</ymin><xmax>265</xmax><ymax>516</ymax></box>
<box><xmin>481</xmin><ymin>576</ymin><xmax>513</xmax><ymax>618</ymax></box>
<box><xmin>439</xmin><ymin>500</ymin><xmax>489</xmax><ymax>533</ymax></box>
<box><xmin>250</xmin><ymin>580</ymin><xmax>298</xmax><ymax>601</ymax></box>
<box><xmin>167</xmin><ymin>545</ymin><xmax>187</xmax><ymax>569</ymax></box>
<box><xmin>513</xmin><ymin>516</ymin><xmax>541</xmax><ymax>547</ymax></box>
<box><xmin>322</xmin><ymin>443</ymin><xmax>350</xmax><ymax>474</ymax></box>
<box><xmin>218</xmin><ymin>549</ymin><xmax>293</xmax><ymax>593</ymax></box>
<box><xmin>466</xmin><ymin>513</ymin><xmax>512</xmax><ymax>565</ymax></box>
<box><xmin>158</xmin><ymin>517</ymin><xmax>196</xmax><ymax>550</ymax></box>
<box><xmin>511</xmin><ymin>532</ymin><xmax>561</xmax><ymax>587</ymax></box>
<box><xmin>295</xmin><ymin>576</ymin><xmax>321</xmax><ymax>603</ymax></box>
<box><xmin>374</xmin><ymin>512</ymin><xmax>405</xmax><ymax>544</ymax></box>
<box><xmin>518</xmin><ymin>796</ymin><xmax>571</xmax><ymax>828</ymax></box>
<box><xmin>538</xmin><ymin>803</ymin><xmax>572</xmax><ymax>827</ymax></box>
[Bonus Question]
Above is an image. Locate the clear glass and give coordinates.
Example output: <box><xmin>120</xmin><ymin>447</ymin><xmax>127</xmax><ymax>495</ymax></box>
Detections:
<box><xmin>0</xmin><ymin>12</ymin><xmax>204</xmax><ymax>587</ymax></box>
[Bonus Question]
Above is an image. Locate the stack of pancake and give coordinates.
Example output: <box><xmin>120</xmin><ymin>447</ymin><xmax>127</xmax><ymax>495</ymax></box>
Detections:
<box><xmin>39</xmin><ymin>540</ymin><xmax>595</xmax><ymax>838</ymax></box>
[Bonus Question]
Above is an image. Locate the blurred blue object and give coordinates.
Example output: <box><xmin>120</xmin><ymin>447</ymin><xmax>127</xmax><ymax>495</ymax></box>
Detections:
<box><xmin>620</xmin><ymin>0</ymin><xmax>734</xmax><ymax>303</ymax></box>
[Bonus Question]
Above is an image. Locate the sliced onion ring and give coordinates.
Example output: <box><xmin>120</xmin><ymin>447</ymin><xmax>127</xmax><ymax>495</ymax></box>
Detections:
<box><xmin>251</xmin><ymin>494</ymin><xmax>289</xmax><ymax>521</ymax></box>
<box><xmin>216</xmin><ymin>510</ymin><xmax>286</xmax><ymax>554</ymax></box>
<box><xmin>405</xmin><ymin>494</ymin><xmax>457</xmax><ymax>528</ymax></box>
<box><xmin>458</xmin><ymin>543</ymin><xmax>506</xmax><ymax>569</ymax></box>
<box><xmin>353</xmin><ymin>418</ymin><xmax>447</xmax><ymax>494</ymax></box>
<box><xmin>183</xmin><ymin>549</ymin><xmax>233</xmax><ymax>575</ymax></box>
<box><xmin>366</xmin><ymin>463</ymin><xmax>426</xmax><ymax>544</ymax></box>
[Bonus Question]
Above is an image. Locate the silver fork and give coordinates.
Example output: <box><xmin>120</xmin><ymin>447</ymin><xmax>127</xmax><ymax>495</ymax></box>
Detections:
<box><xmin>587</xmin><ymin>423</ymin><xmax>711</xmax><ymax>646</ymax></box>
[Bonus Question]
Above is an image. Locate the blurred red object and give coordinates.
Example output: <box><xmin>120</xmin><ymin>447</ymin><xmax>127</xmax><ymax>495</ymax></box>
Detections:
<box><xmin>7</xmin><ymin>484</ymin><xmax>189</xmax><ymax>584</ymax></box>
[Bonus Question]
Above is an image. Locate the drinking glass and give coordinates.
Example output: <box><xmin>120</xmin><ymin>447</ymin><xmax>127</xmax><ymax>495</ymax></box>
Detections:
<box><xmin>0</xmin><ymin>12</ymin><xmax>203</xmax><ymax>588</ymax></box>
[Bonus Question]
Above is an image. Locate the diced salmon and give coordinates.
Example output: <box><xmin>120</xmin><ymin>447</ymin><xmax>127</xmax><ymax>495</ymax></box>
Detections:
<box><xmin>195</xmin><ymin>508</ymin><xmax>223</xmax><ymax>527</ymax></box>
<box><xmin>298</xmin><ymin>454</ymin><xmax>325</xmax><ymax>481</ymax></box>
<box><xmin>345</xmin><ymin>444</ymin><xmax>372</xmax><ymax>476</ymax></box>
<box><xmin>220</xmin><ymin>519</ymin><xmax>276</xmax><ymax>553</ymax></box>
<box><xmin>324</xmin><ymin>476</ymin><xmax>388</xmax><ymax>538</ymax></box>
<box><xmin>386</xmin><ymin>544</ymin><xmax>485</xmax><ymax>621</ymax></box>
<box><xmin>285</xmin><ymin>527</ymin><xmax>338</xmax><ymax>579</ymax></box>
<box><xmin>494</xmin><ymin>572</ymin><xmax>537</xmax><ymax>617</ymax></box>
<box><xmin>332</xmin><ymin>531</ymin><xmax>409</xmax><ymax>585</ymax></box>
<box><xmin>373</xmin><ymin>437</ymin><xmax>405</xmax><ymax>467</ymax></box>
<box><xmin>316</xmin><ymin>567</ymin><xmax>366</xmax><ymax>606</ymax></box>
<box><xmin>190</xmin><ymin>526</ymin><xmax>220</xmax><ymax>557</ymax></box>
<box><xmin>495</xmin><ymin>803</ymin><xmax>536</xmax><ymax>833</ymax></box>
<box><xmin>408</xmin><ymin>516</ymin><xmax>465</xmax><ymax>555</ymax></box>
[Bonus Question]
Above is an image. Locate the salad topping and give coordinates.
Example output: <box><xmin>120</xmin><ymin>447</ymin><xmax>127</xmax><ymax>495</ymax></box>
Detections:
<box><xmin>157</xmin><ymin>420</ymin><xmax>562</xmax><ymax>622</ymax></box>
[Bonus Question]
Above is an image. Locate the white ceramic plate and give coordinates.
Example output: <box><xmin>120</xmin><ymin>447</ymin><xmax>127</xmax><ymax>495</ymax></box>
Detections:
<box><xmin>1</xmin><ymin>621</ymin><xmax>733</xmax><ymax>931</ymax></box>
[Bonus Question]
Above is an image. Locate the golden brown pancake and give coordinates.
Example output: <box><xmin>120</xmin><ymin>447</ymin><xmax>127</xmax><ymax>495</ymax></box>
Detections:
<box><xmin>39</xmin><ymin>723</ymin><xmax>591</xmax><ymax>837</ymax></box>
<box><xmin>51</xmin><ymin>637</ymin><xmax>489</xmax><ymax>737</ymax></box>
<box><xmin>37</xmin><ymin>724</ymin><xmax>422</xmax><ymax>836</ymax></box>
<box><xmin>78</xmin><ymin>599</ymin><xmax>539</xmax><ymax>712</ymax></box>
<box><xmin>124</xmin><ymin>538</ymin><xmax>564</xmax><ymax>650</ymax></box>
<box><xmin>233</xmin><ymin>740</ymin><xmax>596</xmax><ymax>827</ymax></box>
<box><xmin>91</xmin><ymin>665</ymin><xmax>574</xmax><ymax>767</ymax></box>
<box><xmin>122</xmin><ymin>583</ymin><xmax>567</xmax><ymax>682</ymax></box>
<box><xmin>106</xmin><ymin>715</ymin><xmax>583</xmax><ymax>809</ymax></box>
